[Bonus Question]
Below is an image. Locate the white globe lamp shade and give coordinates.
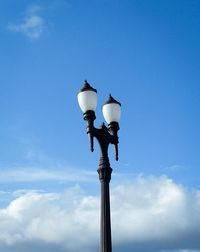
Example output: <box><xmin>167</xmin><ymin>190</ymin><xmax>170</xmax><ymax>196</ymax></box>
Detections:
<box><xmin>77</xmin><ymin>81</ymin><xmax>97</xmax><ymax>113</ymax></box>
<box><xmin>102</xmin><ymin>94</ymin><xmax>121</xmax><ymax>124</ymax></box>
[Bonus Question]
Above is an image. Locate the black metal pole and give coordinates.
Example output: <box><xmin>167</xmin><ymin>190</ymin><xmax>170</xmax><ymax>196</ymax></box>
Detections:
<box><xmin>98</xmin><ymin>156</ymin><xmax>112</xmax><ymax>252</ymax></box>
<box><xmin>81</xmin><ymin>100</ymin><xmax>120</xmax><ymax>252</ymax></box>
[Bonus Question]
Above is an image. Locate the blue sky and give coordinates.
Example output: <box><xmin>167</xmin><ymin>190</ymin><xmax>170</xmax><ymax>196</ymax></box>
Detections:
<box><xmin>0</xmin><ymin>0</ymin><xmax>200</xmax><ymax>251</ymax></box>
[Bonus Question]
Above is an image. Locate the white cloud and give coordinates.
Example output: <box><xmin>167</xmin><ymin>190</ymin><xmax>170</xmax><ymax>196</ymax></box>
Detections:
<box><xmin>0</xmin><ymin>185</ymin><xmax>98</xmax><ymax>251</ymax></box>
<box><xmin>0</xmin><ymin>167</ymin><xmax>96</xmax><ymax>183</ymax></box>
<box><xmin>162</xmin><ymin>250</ymin><xmax>200</xmax><ymax>252</ymax></box>
<box><xmin>0</xmin><ymin>176</ymin><xmax>200</xmax><ymax>251</ymax></box>
<box><xmin>8</xmin><ymin>5</ymin><xmax>45</xmax><ymax>40</ymax></box>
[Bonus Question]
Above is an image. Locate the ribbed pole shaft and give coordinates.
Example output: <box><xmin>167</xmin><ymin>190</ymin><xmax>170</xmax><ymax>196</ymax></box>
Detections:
<box><xmin>98</xmin><ymin>162</ymin><xmax>112</xmax><ymax>252</ymax></box>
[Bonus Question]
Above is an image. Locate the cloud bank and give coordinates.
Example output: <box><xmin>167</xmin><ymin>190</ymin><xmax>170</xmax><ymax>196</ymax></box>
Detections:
<box><xmin>0</xmin><ymin>176</ymin><xmax>200</xmax><ymax>252</ymax></box>
<box><xmin>8</xmin><ymin>5</ymin><xmax>45</xmax><ymax>40</ymax></box>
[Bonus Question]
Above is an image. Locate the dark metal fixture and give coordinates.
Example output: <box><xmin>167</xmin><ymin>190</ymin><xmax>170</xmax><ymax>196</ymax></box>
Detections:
<box><xmin>77</xmin><ymin>80</ymin><xmax>121</xmax><ymax>252</ymax></box>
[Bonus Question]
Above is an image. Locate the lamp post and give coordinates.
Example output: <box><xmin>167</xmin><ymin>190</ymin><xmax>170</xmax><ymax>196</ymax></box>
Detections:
<box><xmin>77</xmin><ymin>80</ymin><xmax>121</xmax><ymax>252</ymax></box>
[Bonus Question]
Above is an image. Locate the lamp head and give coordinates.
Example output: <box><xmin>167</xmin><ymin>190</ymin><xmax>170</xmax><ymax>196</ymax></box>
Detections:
<box><xmin>77</xmin><ymin>80</ymin><xmax>97</xmax><ymax>113</ymax></box>
<box><xmin>102</xmin><ymin>94</ymin><xmax>121</xmax><ymax>124</ymax></box>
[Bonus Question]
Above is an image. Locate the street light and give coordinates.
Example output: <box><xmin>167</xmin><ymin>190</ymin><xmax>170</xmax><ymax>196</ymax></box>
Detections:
<box><xmin>77</xmin><ymin>80</ymin><xmax>121</xmax><ymax>252</ymax></box>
